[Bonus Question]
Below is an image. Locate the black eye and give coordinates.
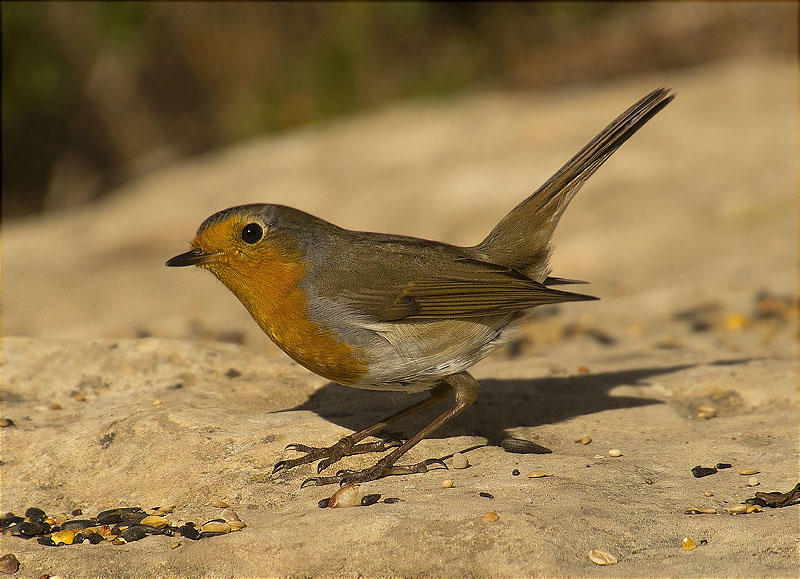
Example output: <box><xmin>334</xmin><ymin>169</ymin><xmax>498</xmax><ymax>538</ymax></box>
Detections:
<box><xmin>241</xmin><ymin>223</ymin><xmax>263</xmax><ymax>244</ymax></box>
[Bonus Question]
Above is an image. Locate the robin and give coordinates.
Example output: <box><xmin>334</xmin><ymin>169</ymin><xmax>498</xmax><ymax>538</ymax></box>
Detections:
<box><xmin>167</xmin><ymin>88</ymin><xmax>673</xmax><ymax>486</ymax></box>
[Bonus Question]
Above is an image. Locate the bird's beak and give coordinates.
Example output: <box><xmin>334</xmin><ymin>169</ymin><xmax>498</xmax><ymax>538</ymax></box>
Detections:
<box><xmin>165</xmin><ymin>248</ymin><xmax>213</xmax><ymax>267</ymax></box>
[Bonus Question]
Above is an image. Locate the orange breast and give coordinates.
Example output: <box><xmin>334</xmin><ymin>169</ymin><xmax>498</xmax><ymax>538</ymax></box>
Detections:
<box><xmin>207</xmin><ymin>247</ymin><xmax>369</xmax><ymax>385</ymax></box>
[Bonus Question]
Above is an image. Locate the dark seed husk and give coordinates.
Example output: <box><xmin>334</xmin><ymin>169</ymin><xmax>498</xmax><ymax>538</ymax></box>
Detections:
<box><xmin>479</xmin><ymin>492</ymin><xmax>495</xmax><ymax>499</ymax></box>
<box><xmin>37</xmin><ymin>536</ymin><xmax>56</xmax><ymax>546</ymax></box>
<box><xmin>178</xmin><ymin>525</ymin><xmax>200</xmax><ymax>540</ymax></box>
<box><xmin>25</xmin><ymin>507</ymin><xmax>46</xmax><ymax>520</ymax></box>
<box><xmin>715</xmin><ymin>463</ymin><xmax>733</xmax><ymax>469</ymax></box>
<box><xmin>361</xmin><ymin>494</ymin><xmax>381</xmax><ymax>506</ymax></box>
<box><xmin>755</xmin><ymin>483</ymin><xmax>800</xmax><ymax>508</ymax></box>
<box><xmin>512</xmin><ymin>469</ymin><xmax>521</xmax><ymax>476</ymax></box>
<box><xmin>0</xmin><ymin>516</ymin><xmax>24</xmax><ymax>529</ymax></box>
<box><xmin>199</xmin><ymin>531</ymin><xmax>227</xmax><ymax>538</ymax></box>
<box><xmin>13</xmin><ymin>521</ymin><xmax>47</xmax><ymax>537</ymax></box>
<box><xmin>96</xmin><ymin>507</ymin><xmax>144</xmax><ymax>525</ymax></box>
<box><xmin>121</xmin><ymin>525</ymin><xmax>149</xmax><ymax>542</ymax></box>
<box><xmin>500</xmin><ymin>438</ymin><xmax>552</xmax><ymax>454</ymax></box>
<box><xmin>203</xmin><ymin>518</ymin><xmax>226</xmax><ymax>525</ymax></box>
<box><xmin>691</xmin><ymin>466</ymin><xmax>717</xmax><ymax>478</ymax></box>
<box><xmin>383</xmin><ymin>498</ymin><xmax>403</xmax><ymax>504</ymax></box>
<box><xmin>746</xmin><ymin>496</ymin><xmax>769</xmax><ymax>507</ymax></box>
<box><xmin>318</xmin><ymin>498</ymin><xmax>330</xmax><ymax>508</ymax></box>
<box><xmin>62</xmin><ymin>519</ymin><xmax>94</xmax><ymax>530</ymax></box>
<box><xmin>86</xmin><ymin>532</ymin><xmax>104</xmax><ymax>544</ymax></box>
<box><xmin>121</xmin><ymin>511</ymin><xmax>148</xmax><ymax>524</ymax></box>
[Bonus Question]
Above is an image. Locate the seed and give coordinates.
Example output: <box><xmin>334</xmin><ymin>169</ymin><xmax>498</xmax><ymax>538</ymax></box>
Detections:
<box><xmin>588</xmin><ymin>549</ymin><xmax>617</xmax><ymax>565</ymax></box>
<box><xmin>178</xmin><ymin>525</ymin><xmax>200</xmax><ymax>540</ymax></box>
<box><xmin>152</xmin><ymin>399</ymin><xmax>163</xmax><ymax>406</ymax></box>
<box><xmin>328</xmin><ymin>484</ymin><xmax>361</xmax><ymax>508</ymax></box>
<box><xmin>526</xmin><ymin>471</ymin><xmax>550</xmax><ymax>478</ymax></box>
<box><xmin>479</xmin><ymin>492</ymin><xmax>494</xmax><ymax>499</ymax></box>
<box><xmin>500</xmin><ymin>438</ymin><xmax>552</xmax><ymax>454</ymax></box>
<box><xmin>739</xmin><ymin>468</ymin><xmax>760</xmax><ymax>475</ymax></box>
<box><xmin>120</xmin><ymin>525</ymin><xmax>149</xmax><ymax>542</ymax></box>
<box><xmin>382</xmin><ymin>498</ymin><xmax>403</xmax><ymax>504</ymax></box>
<box><xmin>442</xmin><ymin>479</ymin><xmax>454</xmax><ymax>489</ymax></box>
<box><xmin>170</xmin><ymin>541</ymin><xmax>181</xmax><ymax>549</ymax></box>
<box><xmin>451</xmin><ymin>453</ymin><xmax>469</xmax><ymax>469</ymax></box>
<box><xmin>715</xmin><ymin>463</ymin><xmax>732</xmax><ymax>469</ymax></box>
<box><xmin>682</xmin><ymin>537</ymin><xmax>697</xmax><ymax>550</ymax></box>
<box><xmin>745</xmin><ymin>504</ymin><xmax>762</xmax><ymax>514</ymax></box>
<box><xmin>0</xmin><ymin>554</ymin><xmax>20</xmax><ymax>574</ymax></box>
<box><xmin>724</xmin><ymin>313</ymin><xmax>747</xmax><ymax>331</ymax></box>
<box><xmin>684</xmin><ymin>507</ymin><xmax>701</xmax><ymax>514</ymax></box>
<box><xmin>25</xmin><ymin>507</ymin><xmax>46</xmax><ymax>521</ymax></box>
<box><xmin>726</xmin><ymin>505</ymin><xmax>747</xmax><ymax>515</ymax></box>
<box><xmin>703</xmin><ymin>491</ymin><xmax>714</xmax><ymax>497</ymax></box>
<box><xmin>696</xmin><ymin>406</ymin><xmax>717</xmax><ymax>419</ymax></box>
<box><xmin>691</xmin><ymin>466</ymin><xmax>717</xmax><ymax>478</ymax></box>
<box><xmin>482</xmin><ymin>512</ymin><xmax>499</xmax><ymax>523</ymax></box>
<box><xmin>361</xmin><ymin>494</ymin><xmax>381</xmax><ymax>506</ymax></box>
<box><xmin>51</xmin><ymin>529</ymin><xmax>76</xmax><ymax>545</ymax></box>
<box><xmin>211</xmin><ymin>500</ymin><xmax>229</xmax><ymax>508</ymax></box>
<box><xmin>747</xmin><ymin>476</ymin><xmax>760</xmax><ymax>487</ymax></box>
<box><xmin>607</xmin><ymin>448</ymin><xmax>622</xmax><ymax>457</ymax></box>
<box><xmin>51</xmin><ymin>403</ymin><xmax>62</xmax><ymax>410</ymax></box>
<box><xmin>228</xmin><ymin>520</ymin><xmax>247</xmax><ymax>530</ymax></box>
<box><xmin>644</xmin><ymin>478</ymin><xmax>654</xmax><ymax>485</ymax></box>
<box><xmin>577</xmin><ymin>365</ymin><xmax>589</xmax><ymax>374</ymax></box>
<box><xmin>74</xmin><ymin>393</ymin><xmax>86</xmax><ymax>402</ymax></box>
<box><xmin>511</xmin><ymin>469</ymin><xmax>520</xmax><ymax>476</ymax></box>
<box><xmin>575</xmin><ymin>435</ymin><xmax>592</xmax><ymax>445</ymax></box>
<box><xmin>140</xmin><ymin>516</ymin><xmax>169</xmax><ymax>529</ymax></box>
<box><xmin>154</xmin><ymin>505</ymin><xmax>175</xmax><ymax>514</ymax></box>
<box><xmin>699</xmin><ymin>508</ymin><xmax>717</xmax><ymax>514</ymax></box>
<box><xmin>201</xmin><ymin>521</ymin><xmax>231</xmax><ymax>534</ymax></box>
<box><xmin>62</xmin><ymin>519</ymin><xmax>93</xmax><ymax>530</ymax></box>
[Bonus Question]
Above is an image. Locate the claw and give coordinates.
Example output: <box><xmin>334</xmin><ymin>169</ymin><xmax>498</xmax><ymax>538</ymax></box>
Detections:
<box><xmin>316</xmin><ymin>460</ymin><xmax>328</xmax><ymax>474</ymax></box>
<box><xmin>272</xmin><ymin>460</ymin><xmax>288</xmax><ymax>474</ymax></box>
<box><xmin>425</xmin><ymin>458</ymin><xmax>449</xmax><ymax>470</ymax></box>
<box><xmin>300</xmin><ymin>477</ymin><xmax>321</xmax><ymax>489</ymax></box>
<box><xmin>284</xmin><ymin>443</ymin><xmax>299</xmax><ymax>451</ymax></box>
<box><xmin>381</xmin><ymin>438</ymin><xmax>403</xmax><ymax>450</ymax></box>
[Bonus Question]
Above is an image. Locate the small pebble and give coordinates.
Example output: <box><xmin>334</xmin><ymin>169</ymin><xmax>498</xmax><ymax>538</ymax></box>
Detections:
<box><xmin>51</xmin><ymin>403</ymin><xmax>62</xmax><ymax>410</ymax></box>
<box><xmin>73</xmin><ymin>393</ymin><xmax>87</xmax><ymax>402</ymax></box>
<box><xmin>482</xmin><ymin>512</ymin><xmax>499</xmax><ymax>523</ymax></box>
<box><xmin>607</xmin><ymin>448</ymin><xmax>622</xmax><ymax>457</ymax></box>
<box><xmin>451</xmin><ymin>452</ymin><xmax>469</xmax><ymax>469</ymax></box>
<box><xmin>526</xmin><ymin>471</ymin><xmax>550</xmax><ymax>478</ymax></box>
<box><xmin>511</xmin><ymin>469</ymin><xmax>520</xmax><ymax>476</ymax></box>
<box><xmin>211</xmin><ymin>500</ymin><xmax>229</xmax><ymax>508</ymax></box>
<box><xmin>703</xmin><ymin>491</ymin><xmax>714</xmax><ymax>497</ymax></box>
<box><xmin>682</xmin><ymin>537</ymin><xmax>697</xmax><ymax>550</ymax></box>
<box><xmin>328</xmin><ymin>484</ymin><xmax>361</xmax><ymax>508</ymax></box>
<box><xmin>0</xmin><ymin>554</ymin><xmax>20</xmax><ymax>574</ymax></box>
<box><xmin>588</xmin><ymin>549</ymin><xmax>617</xmax><ymax>565</ymax></box>
<box><xmin>577</xmin><ymin>365</ymin><xmax>589</xmax><ymax>374</ymax></box>
<box><xmin>479</xmin><ymin>492</ymin><xmax>494</xmax><ymax>499</ymax></box>
<box><xmin>747</xmin><ymin>477</ymin><xmax>760</xmax><ymax>487</ymax></box>
<box><xmin>644</xmin><ymin>478</ymin><xmax>654</xmax><ymax>485</ymax></box>
<box><xmin>442</xmin><ymin>479</ymin><xmax>454</xmax><ymax>489</ymax></box>
<box><xmin>152</xmin><ymin>399</ymin><xmax>163</xmax><ymax>406</ymax></box>
<box><xmin>575</xmin><ymin>435</ymin><xmax>592</xmax><ymax>445</ymax></box>
<box><xmin>738</xmin><ymin>468</ymin><xmax>760</xmax><ymax>475</ymax></box>
<box><xmin>220</xmin><ymin>508</ymin><xmax>240</xmax><ymax>522</ymax></box>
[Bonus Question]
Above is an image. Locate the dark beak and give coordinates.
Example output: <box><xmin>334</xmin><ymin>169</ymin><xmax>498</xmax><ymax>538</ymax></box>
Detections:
<box><xmin>165</xmin><ymin>248</ymin><xmax>212</xmax><ymax>267</ymax></box>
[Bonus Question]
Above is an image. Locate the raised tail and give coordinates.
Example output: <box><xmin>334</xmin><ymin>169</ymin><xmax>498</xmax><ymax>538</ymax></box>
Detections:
<box><xmin>474</xmin><ymin>88</ymin><xmax>674</xmax><ymax>281</ymax></box>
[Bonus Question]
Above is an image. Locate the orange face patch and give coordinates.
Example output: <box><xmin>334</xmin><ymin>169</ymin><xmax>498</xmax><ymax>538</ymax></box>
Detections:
<box><xmin>191</xmin><ymin>216</ymin><xmax>368</xmax><ymax>385</ymax></box>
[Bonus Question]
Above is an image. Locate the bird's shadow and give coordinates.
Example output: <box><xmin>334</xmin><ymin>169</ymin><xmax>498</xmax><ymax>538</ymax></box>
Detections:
<box><xmin>274</xmin><ymin>364</ymin><xmax>696</xmax><ymax>447</ymax></box>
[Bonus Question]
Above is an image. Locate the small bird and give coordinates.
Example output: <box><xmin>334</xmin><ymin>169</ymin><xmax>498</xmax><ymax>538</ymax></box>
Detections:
<box><xmin>167</xmin><ymin>88</ymin><xmax>673</xmax><ymax>486</ymax></box>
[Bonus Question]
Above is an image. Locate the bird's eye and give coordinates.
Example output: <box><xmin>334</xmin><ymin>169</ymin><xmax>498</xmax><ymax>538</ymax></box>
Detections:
<box><xmin>241</xmin><ymin>223</ymin><xmax>263</xmax><ymax>244</ymax></box>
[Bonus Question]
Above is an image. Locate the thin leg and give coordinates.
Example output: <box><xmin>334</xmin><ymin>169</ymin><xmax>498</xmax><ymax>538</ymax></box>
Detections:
<box><xmin>273</xmin><ymin>382</ymin><xmax>452</xmax><ymax>475</ymax></box>
<box><xmin>301</xmin><ymin>371</ymin><xmax>481</xmax><ymax>487</ymax></box>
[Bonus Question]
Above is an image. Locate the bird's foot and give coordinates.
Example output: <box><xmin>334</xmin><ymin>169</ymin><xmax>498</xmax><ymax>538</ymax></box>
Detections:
<box><xmin>272</xmin><ymin>437</ymin><xmax>403</xmax><ymax>475</ymax></box>
<box><xmin>300</xmin><ymin>456</ymin><xmax>448</xmax><ymax>487</ymax></box>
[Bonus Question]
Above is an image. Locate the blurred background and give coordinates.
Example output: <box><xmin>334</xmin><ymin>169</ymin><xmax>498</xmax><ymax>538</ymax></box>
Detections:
<box><xmin>2</xmin><ymin>2</ymin><xmax>795</xmax><ymax>219</ymax></box>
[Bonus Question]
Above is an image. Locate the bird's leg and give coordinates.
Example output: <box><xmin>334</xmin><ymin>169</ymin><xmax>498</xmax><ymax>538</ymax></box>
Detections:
<box><xmin>273</xmin><ymin>382</ymin><xmax>452</xmax><ymax>476</ymax></box>
<box><xmin>300</xmin><ymin>371</ymin><xmax>480</xmax><ymax>487</ymax></box>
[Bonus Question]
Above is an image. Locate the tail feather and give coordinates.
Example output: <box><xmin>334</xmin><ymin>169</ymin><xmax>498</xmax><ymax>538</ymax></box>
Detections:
<box><xmin>474</xmin><ymin>88</ymin><xmax>674</xmax><ymax>281</ymax></box>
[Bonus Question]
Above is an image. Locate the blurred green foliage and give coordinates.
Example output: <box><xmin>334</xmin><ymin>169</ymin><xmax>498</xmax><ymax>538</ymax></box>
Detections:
<box><xmin>1</xmin><ymin>2</ymin><xmax>795</xmax><ymax>217</ymax></box>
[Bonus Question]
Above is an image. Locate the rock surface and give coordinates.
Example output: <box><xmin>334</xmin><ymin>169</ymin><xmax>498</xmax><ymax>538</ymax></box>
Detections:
<box><xmin>2</xmin><ymin>59</ymin><xmax>797</xmax><ymax>577</ymax></box>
